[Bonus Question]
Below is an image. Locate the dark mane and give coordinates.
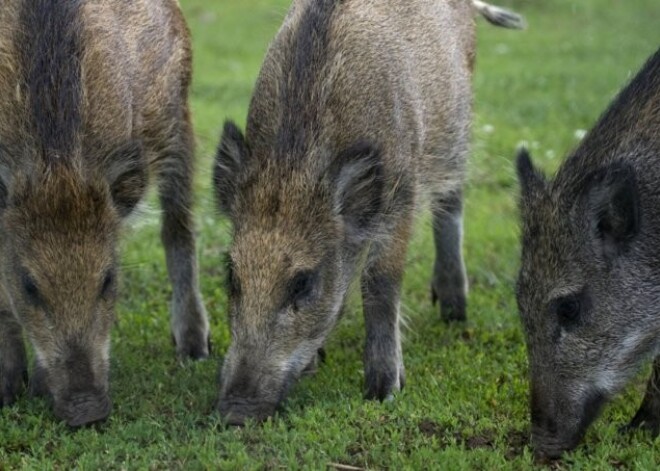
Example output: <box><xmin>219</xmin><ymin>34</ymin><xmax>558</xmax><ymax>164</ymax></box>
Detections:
<box><xmin>585</xmin><ymin>47</ymin><xmax>660</xmax><ymax>146</ymax></box>
<box><xmin>275</xmin><ymin>0</ymin><xmax>338</xmax><ymax>157</ymax></box>
<box><xmin>556</xmin><ymin>47</ymin><xmax>660</xmax><ymax>193</ymax></box>
<box><xmin>18</xmin><ymin>0</ymin><xmax>84</xmax><ymax>161</ymax></box>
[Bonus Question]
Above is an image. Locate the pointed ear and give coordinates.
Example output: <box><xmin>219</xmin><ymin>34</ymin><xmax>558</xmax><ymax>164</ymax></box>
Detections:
<box><xmin>585</xmin><ymin>162</ymin><xmax>640</xmax><ymax>258</ymax></box>
<box><xmin>214</xmin><ymin>121</ymin><xmax>248</xmax><ymax>215</ymax></box>
<box><xmin>105</xmin><ymin>140</ymin><xmax>147</xmax><ymax>217</ymax></box>
<box><xmin>516</xmin><ymin>147</ymin><xmax>546</xmax><ymax>197</ymax></box>
<box><xmin>329</xmin><ymin>141</ymin><xmax>384</xmax><ymax>241</ymax></box>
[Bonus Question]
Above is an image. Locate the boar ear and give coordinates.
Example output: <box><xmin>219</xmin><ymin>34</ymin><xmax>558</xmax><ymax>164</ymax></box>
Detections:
<box><xmin>105</xmin><ymin>140</ymin><xmax>148</xmax><ymax>217</ymax></box>
<box><xmin>330</xmin><ymin>141</ymin><xmax>384</xmax><ymax>240</ymax></box>
<box><xmin>516</xmin><ymin>147</ymin><xmax>546</xmax><ymax>197</ymax></box>
<box><xmin>585</xmin><ymin>162</ymin><xmax>640</xmax><ymax>257</ymax></box>
<box><xmin>214</xmin><ymin>121</ymin><xmax>248</xmax><ymax>215</ymax></box>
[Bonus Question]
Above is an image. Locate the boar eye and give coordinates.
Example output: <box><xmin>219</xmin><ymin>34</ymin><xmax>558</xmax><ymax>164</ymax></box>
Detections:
<box><xmin>100</xmin><ymin>270</ymin><xmax>116</xmax><ymax>298</ymax></box>
<box><xmin>287</xmin><ymin>270</ymin><xmax>317</xmax><ymax>310</ymax></box>
<box><xmin>21</xmin><ymin>273</ymin><xmax>42</xmax><ymax>306</ymax></box>
<box><xmin>555</xmin><ymin>297</ymin><xmax>581</xmax><ymax>324</ymax></box>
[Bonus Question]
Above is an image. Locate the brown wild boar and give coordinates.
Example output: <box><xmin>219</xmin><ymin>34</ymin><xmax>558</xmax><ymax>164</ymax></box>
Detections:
<box><xmin>0</xmin><ymin>0</ymin><xmax>209</xmax><ymax>426</ymax></box>
<box><xmin>213</xmin><ymin>0</ymin><xmax>524</xmax><ymax>425</ymax></box>
<box><xmin>516</xmin><ymin>47</ymin><xmax>660</xmax><ymax>459</ymax></box>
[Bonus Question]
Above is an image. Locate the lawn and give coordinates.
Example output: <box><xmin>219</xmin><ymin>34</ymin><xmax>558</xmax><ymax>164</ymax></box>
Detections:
<box><xmin>1</xmin><ymin>0</ymin><xmax>659</xmax><ymax>469</ymax></box>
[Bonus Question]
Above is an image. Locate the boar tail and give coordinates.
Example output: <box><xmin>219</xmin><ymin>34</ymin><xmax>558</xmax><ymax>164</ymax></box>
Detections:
<box><xmin>472</xmin><ymin>0</ymin><xmax>526</xmax><ymax>29</ymax></box>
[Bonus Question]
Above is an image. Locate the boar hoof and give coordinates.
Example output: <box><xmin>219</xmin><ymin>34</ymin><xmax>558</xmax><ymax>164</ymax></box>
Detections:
<box><xmin>441</xmin><ymin>299</ymin><xmax>467</xmax><ymax>322</ymax></box>
<box><xmin>431</xmin><ymin>286</ymin><xmax>467</xmax><ymax>322</ymax></box>
<box><xmin>0</xmin><ymin>367</ymin><xmax>28</xmax><ymax>407</ymax></box>
<box><xmin>364</xmin><ymin>366</ymin><xmax>404</xmax><ymax>401</ymax></box>
<box><xmin>174</xmin><ymin>331</ymin><xmax>211</xmax><ymax>361</ymax></box>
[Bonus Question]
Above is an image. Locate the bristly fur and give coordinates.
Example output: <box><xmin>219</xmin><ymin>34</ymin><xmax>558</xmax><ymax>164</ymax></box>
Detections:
<box><xmin>0</xmin><ymin>0</ymin><xmax>209</xmax><ymax>424</ymax></box>
<box><xmin>516</xmin><ymin>47</ymin><xmax>660</xmax><ymax>459</ymax></box>
<box><xmin>215</xmin><ymin>0</ymin><xmax>526</xmax><ymax>424</ymax></box>
<box><xmin>275</xmin><ymin>0</ymin><xmax>337</xmax><ymax>157</ymax></box>
<box><xmin>556</xmin><ymin>47</ymin><xmax>660</xmax><ymax>195</ymax></box>
<box><xmin>18</xmin><ymin>0</ymin><xmax>84</xmax><ymax>161</ymax></box>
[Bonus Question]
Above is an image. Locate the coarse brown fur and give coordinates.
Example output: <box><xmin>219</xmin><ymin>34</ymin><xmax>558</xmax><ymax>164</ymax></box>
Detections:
<box><xmin>214</xmin><ymin>0</ymin><xmax>524</xmax><ymax>424</ymax></box>
<box><xmin>516</xmin><ymin>47</ymin><xmax>660</xmax><ymax>459</ymax></box>
<box><xmin>0</xmin><ymin>0</ymin><xmax>209</xmax><ymax>426</ymax></box>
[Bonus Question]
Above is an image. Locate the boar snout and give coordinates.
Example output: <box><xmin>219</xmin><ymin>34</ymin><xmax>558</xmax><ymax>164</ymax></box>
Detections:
<box><xmin>530</xmin><ymin>386</ymin><xmax>606</xmax><ymax>459</ymax></box>
<box><xmin>217</xmin><ymin>349</ymin><xmax>300</xmax><ymax>425</ymax></box>
<box><xmin>54</xmin><ymin>389</ymin><xmax>111</xmax><ymax>427</ymax></box>
<box><xmin>531</xmin><ymin>418</ymin><xmax>574</xmax><ymax>461</ymax></box>
<box><xmin>45</xmin><ymin>342</ymin><xmax>111</xmax><ymax>427</ymax></box>
<box><xmin>532</xmin><ymin>421</ymin><xmax>582</xmax><ymax>461</ymax></box>
<box><xmin>218</xmin><ymin>375</ymin><xmax>284</xmax><ymax>426</ymax></box>
<box><xmin>218</xmin><ymin>397</ymin><xmax>278</xmax><ymax>427</ymax></box>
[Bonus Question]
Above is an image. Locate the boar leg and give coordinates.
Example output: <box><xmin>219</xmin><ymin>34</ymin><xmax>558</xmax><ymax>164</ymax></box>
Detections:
<box><xmin>28</xmin><ymin>359</ymin><xmax>50</xmax><ymax>399</ymax></box>
<box><xmin>430</xmin><ymin>190</ymin><xmax>468</xmax><ymax>322</ymax></box>
<box><xmin>361</xmin><ymin>218</ymin><xmax>411</xmax><ymax>401</ymax></box>
<box><xmin>626</xmin><ymin>357</ymin><xmax>660</xmax><ymax>436</ymax></box>
<box><xmin>157</xmin><ymin>115</ymin><xmax>210</xmax><ymax>360</ymax></box>
<box><xmin>0</xmin><ymin>309</ymin><xmax>28</xmax><ymax>407</ymax></box>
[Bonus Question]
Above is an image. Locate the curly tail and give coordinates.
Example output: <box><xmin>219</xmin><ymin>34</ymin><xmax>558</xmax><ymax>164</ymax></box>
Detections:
<box><xmin>472</xmin><ymin>0</ymin><xmax>526</xmax><ymax>29</ymax></box>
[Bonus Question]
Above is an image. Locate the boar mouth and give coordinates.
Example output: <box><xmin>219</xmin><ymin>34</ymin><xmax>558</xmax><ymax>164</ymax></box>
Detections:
<box><xmin>54</xmin><ymin>391</ymin><xmax>112</xmax><ymax>428</ymax></box>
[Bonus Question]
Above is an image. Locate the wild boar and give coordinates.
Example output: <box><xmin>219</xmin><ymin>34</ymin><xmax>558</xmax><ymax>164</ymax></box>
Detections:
<box><xmin>0</xmin><ymin>0</ymin><xmax>209</xmax><ymax>426</ymax></box>
<box><xmin>516</xmin><ymin>47</ymin><xmax>660</xmax><ymax>459</ymax></box>
<box><xmin>213</xmin><ymin>0</ymin><xmax>524</xmax><ymax>425</ymax></box>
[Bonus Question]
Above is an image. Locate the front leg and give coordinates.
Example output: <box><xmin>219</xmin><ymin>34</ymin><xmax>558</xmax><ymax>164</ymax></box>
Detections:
<box><xmin>0</xmin><ymin>309</ymin><xmax>27</xmax><ymax>407</ymax></box>
<box><xmin>28</xmin><ymin>359</ymin><xmax>50</xmax><ymax>400</ymax></box>
<box><xmin>160</xmin><ymin>203</ymin><xmax>210</xmax><ymax>360</ymax></box>
<box><xmin>625</xmin><ymin>357</ymin><xmax>660</xmax><ymax>435</ymax></box>
<box><xmin>156</xmin><ymin>117</ymin><xmax>210</xmax><ymax>360</ymax></box>
<box><xmin>361</xmin><ymin>219</ymin><xmax>411</xmax><ymax>401</ymax></box>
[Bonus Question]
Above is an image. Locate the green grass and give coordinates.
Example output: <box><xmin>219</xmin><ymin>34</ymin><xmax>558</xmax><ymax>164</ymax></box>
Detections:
<box><xmin>2</xmin><ymin>0</ymin><xmax>659</xmax><ymax>468</ymax></box>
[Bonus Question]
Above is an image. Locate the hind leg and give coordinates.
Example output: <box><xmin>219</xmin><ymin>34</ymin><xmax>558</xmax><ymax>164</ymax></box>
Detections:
<box><xmin>0</xmin><ymin>308</ymin><xmax>27</xmax><ymax>407</ymax></box>
<box><xmin>156</xmin><ymin>112</ymin><xmax>210</xmax><ymax>360</ymax></box>
<box><xmin>430</xmin><ymin>190</ymin><xmax>468</xmax><ymax>322</ymax></box>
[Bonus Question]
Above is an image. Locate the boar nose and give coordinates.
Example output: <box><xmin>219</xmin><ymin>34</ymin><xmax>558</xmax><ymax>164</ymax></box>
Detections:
<box><xmin>54</xmin><ymin>390</ymin><xmax>112</xmax><ymax>427</ymax></box>
<box><xmin>218</xmin><ymin>374</ymin><xmax>275</xmax><ymax>426</ymax></box>
<box><xmin>530</xmin><ymin>383</ymin><xmax>564</xmax><ymax>460</ymax></box>
<box><xmin>217</xmin><ymin>397</ymin><xmax>277</xmax><ymax>426</ymax></box>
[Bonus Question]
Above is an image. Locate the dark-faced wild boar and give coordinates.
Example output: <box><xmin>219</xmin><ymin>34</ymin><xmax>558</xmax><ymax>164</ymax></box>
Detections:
<box><xmin>0</xmin><ymin>0</ymin><xmax>209</xmax><ymax>426</ymax></box>
<box><xmin>213</xmin><ymin>0</ymin><xmax>524</xmax><ymax>425</ymax></box>
<box><xmin>516</xmin><ymin>47</ymin><xmax>660</xmax><ymax>459</ymax></box>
